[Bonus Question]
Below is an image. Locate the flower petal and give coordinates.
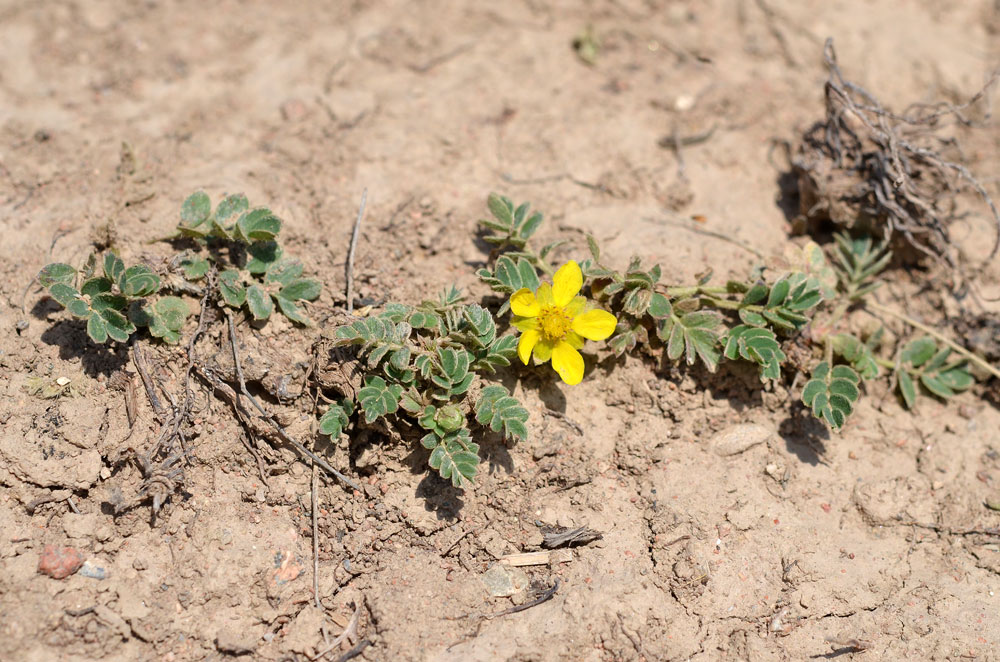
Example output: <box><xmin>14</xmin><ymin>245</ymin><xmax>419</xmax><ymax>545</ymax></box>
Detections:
<box><xmin>512</xmin><ymin>316</ymin><xmax>540</xmax><ymax>332</ymax></box>
<box><xmin>533</xmin><ymin>339</ymin><xmax>555</xmax><ymax>363</ymax></box>
<box><xmin>552</xmin><ymin>341</ymin><xmax>585</xmax><ymax>385</ymax></box>
<box><xmin>535</xmin><ymin>282</ymin><xmax>554</xmax><ymax>306</ymax></box>
<box><xmin>517</xmin><ymin>329</ymin><xmax>540</xmax><ymax>365</ymax></box>
<box><xmin>564</xmin><ymin>296</ymin><xmax>587</xmax><ymax>317</ymax></box>
<box><xmin>572</xmin><ymin>309</ymin><xmax>617</xmax><ymax>341</ymax></box>
<box><xmin>552</xmin><ymin>260</ymin><xmax>582</xmax><ymax>307</ymax></box>
<box><xmin>565</xmin><ymin>331</ymin><xmax>585</xmax><ymax>349</ymax></box>
<box><xmin>510</xmin><ymin>288</ymin><xmax>541</xmax><ymax>317</ymax></box>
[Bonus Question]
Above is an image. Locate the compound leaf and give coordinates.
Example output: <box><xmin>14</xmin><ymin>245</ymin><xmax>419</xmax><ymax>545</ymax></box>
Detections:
<box><xmin>236</xmin><ymin>208</ymin><xmax>281</xmax><ymax>242</ymax></box>
<box><xmin>38</xmin><ymin>263</ymin><xmax>76</xmax><ymax>288</ymax></box>
<box><xmin>801</xmin><ymin>361</ymin><xmax>860</xmax><ymax>430</ymax></box>
<box><xmin>357</xmin><ymin>376</ymin><xmax>403</xmax><ymax>423</ymax></box>
<box><xmin>426</xmin><ymin>427</ymin><xmax>479</xmax><ymax>488</ymax></box>
<box><xmin>475</xmin><ymin>384</ymin><xmax>529</xmax><ymax>442</ymax></box>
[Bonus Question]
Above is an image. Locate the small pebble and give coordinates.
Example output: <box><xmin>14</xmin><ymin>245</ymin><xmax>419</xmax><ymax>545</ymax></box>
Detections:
<box><xmin>38</xmin><ymin>545</ymin><xmax>83</xmax><ymax>579</ymax></box>
<box><xmin>711</xmin><ymin>423</ymin><xmax>774</xmax><ymax>456</ymax></box>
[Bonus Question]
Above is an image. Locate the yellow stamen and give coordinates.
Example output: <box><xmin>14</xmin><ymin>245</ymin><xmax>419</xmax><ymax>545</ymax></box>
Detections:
<box><xmin>538</xmin><ymin>305</ymin><xmax>572</xmax><ymax>341</ymax></box>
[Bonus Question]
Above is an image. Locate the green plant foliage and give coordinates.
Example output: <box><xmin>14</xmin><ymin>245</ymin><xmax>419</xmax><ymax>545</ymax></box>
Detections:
<box><xmin>318</xmin><ymin>399</ymin><xmax>354</xmax><ymax>438</ymax></box>
<box><xmin>171</xmin><ymin>192</ymin><xmax>320</xmax><ymax>325</ymax></box>
<box><xmin>801</xmin><ymin>362</ymin><xmax>861</xmax><ymax>430</ymax></box>
<box><xmin>894</xmin><ymin>337</ymin><xmax>973</xmax><ymax>409</ymax></box>
<box><xmin>833</xmin><ymin>232</ymin><xmax>891</xmax><ymax>299</ymax></box>
<box><xmin>659</xmin><ymin>310</ymin><xmax>724</xmax><ymax>372</ymax></box>
<box><xmin>475</xmin><ymin>385</ymin><xmax>529</xmax><ymax>441</ymax></box>
<box><xmin>37</xmin><ymin>252</ymin><xmax>160</xmax><ymax>344</ymax></box>
<box><xmin>476</xmin><ymin>256</ymin><xmax>541</xmax><ymax>315</ymax></box>
<box><xmin>724</xmin><ymin>325</ymin><xmax>787</xmax><ymax>381</ymax></box>
<box><xmin>831</xmin><ymin>333</ymin><xmax>879</xmax><ymax>380</ymax></box>
<box><xmin>480</xmin><ymin>193</ymin><xmax>544</xmax><ymax>251</ymax></box>
<box><xmin>327</xmin><ymin>285</ymin><xmax>529</xmax><ymax>486</ymax></box>
<box><xmin>422</xmin><ymin>427</ymin><xmax>480</xmax><ymax>488</ymax></box>
<box><xmin>737</xmin><ymin>273</ymin><xmax>822</xmax><ymax>331</ymax></box>
<box><xmin>134</xmin><ymin>296</ymin><xmax>190</xmax><ymax>344</ymax></box>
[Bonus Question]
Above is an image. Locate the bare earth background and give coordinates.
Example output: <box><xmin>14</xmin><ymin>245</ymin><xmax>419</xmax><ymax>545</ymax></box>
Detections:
<box><xmin>2</xmin><ymin>1</ymin><xmax>1000</xmax><ymax>660</ymax></box>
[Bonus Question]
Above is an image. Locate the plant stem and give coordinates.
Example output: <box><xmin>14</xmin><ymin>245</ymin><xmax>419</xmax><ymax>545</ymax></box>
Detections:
<box><xmin>865</xmin><ymin>300</ymin><xmax>1000</xmax><ymax>380</ymax></box>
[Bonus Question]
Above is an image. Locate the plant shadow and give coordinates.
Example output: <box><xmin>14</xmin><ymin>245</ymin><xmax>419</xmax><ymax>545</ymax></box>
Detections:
<box><xmin>39</xmin><ymin>319</ymin><xmax>130</xmax><ymax>377</ymax></box>
<box><xmin>778</xmin><ymin>407</ymin><xmax>829</xmax><ymax>465</ymax></box>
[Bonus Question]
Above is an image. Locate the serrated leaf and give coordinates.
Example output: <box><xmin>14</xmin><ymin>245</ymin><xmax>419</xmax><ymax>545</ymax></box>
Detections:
<box><xmin>236</xmin><ymin>208</ymin><xmax>281</xmax><ymax>242</ymax></box>
<box><xmin>38</xmin><ymin>263</ymin><xmax>76</xmax><ymax>288</ymax></box>
<box><xmin>357</xmin><ymin>376</ymin><xmax>403</xmax><ymax>423</ymax></box>
<box><xmin>180</xmin><ymin>191</ymin><xmax>211</xmax><ymax>226</ymax></box>
<box><xmin>245</xmin><ymin>284</ymin><xmax>273</xmax><ymax>320</ymax></box>
<box><xmin>245</xmin><ymin>241</ymin><xmax>282</xmax><ymax>274</ymax></box>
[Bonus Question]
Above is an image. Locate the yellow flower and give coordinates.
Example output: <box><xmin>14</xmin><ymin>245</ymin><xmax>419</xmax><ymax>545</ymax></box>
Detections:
<box><xmin>510</xmin><ymin>260</ymin><xmax>617</xmax><ymax>385</ymax></box>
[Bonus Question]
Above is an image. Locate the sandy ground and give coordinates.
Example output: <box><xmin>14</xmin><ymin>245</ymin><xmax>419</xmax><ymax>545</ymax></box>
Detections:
<box><xmin>2</xmin><ymin>1</ymin><xmax>1000</xmax><ymax>660</ymax></box>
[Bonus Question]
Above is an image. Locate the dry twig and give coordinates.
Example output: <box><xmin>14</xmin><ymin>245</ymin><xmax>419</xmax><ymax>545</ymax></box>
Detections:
<box><xmin>345</xmin><ymin>189</ymin><xmax>368</xmax><ymax>313</ymax></box>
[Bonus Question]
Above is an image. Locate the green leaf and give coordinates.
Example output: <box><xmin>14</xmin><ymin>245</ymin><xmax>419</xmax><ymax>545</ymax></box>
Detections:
<box><xmin>723</xmin><ymin>325</ymin><xmax>786</xmax><ymax>381</ymax></box>
<box><xmin>89</xmin><ymin>292</ymin><xmax>127</xmax><ymax>313</ymax></box>
<box><xmin>38</xmin><ymin>263</ymin><xmax>76</xmax><ymax>288</ymax></box>
<box><xmin>99</xmin><ymin>307</ymin><xmax>135</xmax><ymax>342</ymax></box>
<box><xmin>275</xmin><ymin>296</ymin><xmax>310</xmax><ymax>325</ymax></box>
<box><xmin>432</xmin><ymin>347</ymin><xmax>474</xmax><ymax>397</ymax></box>
<box><xmin>831</xmin><ymin>333</ymin><xmax>880</xmax><ymax>380</ymax></box>
<box><xmin>179</xmin><ymin>256</ymin><xmax>210</xmax><ymax>280</ymax></box>
<box><xmin>357</xmin><ymin>376</ymin><xmax>403</xmax><ymax>423</ymax></box>
<box><xmin>87</xmin><ymin>314</ymin><xmax>108</xmax><ymax>343</ymax></box>
<box><xmin>180</xmin><ymin>191</ymin><xmax>211</xmax><ymax>226</ymax></box>
<box><xmin>218</xmin><ymin>270</ymin><xmax>246</xmax><ymax>307</ymax></box>
<box><xmin>49</xmin><ymin>283</ymin><xmax>90</xmax><ymax>317</ymax></box>
<box><xmin>319</xmin><ymin>399</ymin><xmax>353</xmax><ymax>438</ymax></box>
<box><xmin>897</xmin><ymin>370</ymin><xmax>917</xmax><ymax>409</ymax></box>
<box><xmin>80</xmin><ymin>277</ymin><xmax>112</xmax><ymax>297</ymax></box>
<box><xmin>122</xmin><ymin>265</ymin><xmax>160</xmax><ymax>297</ymax></box>
<box><xmin>801</xmin><ymin>361</ymin><xmax>860</xmax><ymax>430</ymax></box>
<box><xmin>477</xmin><ymin>256</ymin><xmax>540</xmax><ymax>313</ymax></box>
<box><xmin>103</xmin><ymin>253</ymin><xmax>125</xmax><ymax>284</ymax></box>
<box><xmin>648</xmin><ymin>292</ymin><xmax>672</xmax><ymax>319</ymax></box>
<box><xmin>245</xmin><ymin>241</ymin><xmax>282</xmax><ymax>274</ymax></box>
<box><xmin>426</xmin><ymin>427</ymin><xmax>480</xmax><ymax>488</ymax></box>
<box><xmin>475</xmin><ymin>384</ymin><xmax>529</xmax><ymax>442</ymax></box>
<box><xmin>246</xmin><ymin>284</ymin><xmax>273</xmax><ymax>320</ymax></box>
<box><xmin>153</xmin><ymin>296</ymin><xmax>189</xmax><ymax>331</ymax></box>
<box><xmin>659</xmin><ymin>311</ymin><xmax>723</xmax><ymax>371</ymax></box>
<box><xmin>265</xmin><ymin>259</ymin><xmax>304</xmax><ymax>287</ymax></box>
<box><xmin>215</xmin><ymin>193</ymin><xmax>249</xmax><ymax>222</ymax></box>
<box><xmin>279</xmin><ymin>278</ymin><xmax>321</xmax><ymax>302</ymax></box>
<box><xmin>487</xmin><ymin>193</ymin><xmax>514</xmax><ymax>228</ymax></box>
<box><xmin>519</xmin><ymin>211</ymin><xmax>543</xmax><ymax>239</ymax></box>
<box><xmin>236</xmin><ymin>208</ymin><xmax>281</xmax><ymax>242</ymax></box>
<box><xmin>901</xmin><ymin>337</ymin><xmax>936</xmax><ymax>367</ymax></box>
<box><xmin>472</xmin><ymin>334</ymin><xmax>518</xmax><ymax>373</ymax></box>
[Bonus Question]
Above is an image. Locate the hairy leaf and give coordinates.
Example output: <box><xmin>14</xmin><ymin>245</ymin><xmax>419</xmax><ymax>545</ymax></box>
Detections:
<box><xmin>246</xmin><ymin>284</ymin><xmax>273</xmax><ymax>320</ymax></box>
<box><xmin>319</xmin><ymin>399</ymin><xmax>353</xmax><ymax>438</ymax></box>
<box><xmin>357</xmin><ymin>376</ymin><xmax>403</xmax><ymax>423</ymax></box>
<box><xmin>425</xmin><ymin>427</ymin><xmax>480</xmax><ymax>488</ymax></box>
<box><xmin>724</xmin><ymin>325</ymin><xmax>786</xmax><ymax>381</ymax></box>
<box><xmin>802</xmin><ymin>362</ymin><xmax>860</xmax><ymax>430</ymax></box>
<box><xmin>180</xmin><ymin>191</ymin><xmax>211</xmax><ymax>227</ymax></box>
<box><xmin>475</xmin><ymin>384</ymin><xmax>529</xmax><ymax>441</ymax></box>
<box><xmin>658</xmin><ymin>311</ymin><xmax>723</xmax><ymax>371</ymax></box>
<box><xmin>236</xmin><ymin>208</ymin><xmax>281</xmax><ymax>243</ymax></box>
<box><xmin>38</xmin><ymin>263</ymin><xmax>76</xmax><ymax>288</ymax></box>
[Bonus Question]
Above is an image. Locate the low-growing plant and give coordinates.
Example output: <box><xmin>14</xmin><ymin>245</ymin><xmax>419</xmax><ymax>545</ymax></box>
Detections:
<box><xmin>170</xmin><ymin>191</ymin><xmax>321</xmax><ymax>325</ymax></box>
<box><xmin>476</xmin><ymin>192</ymin><xmax>987</xmax><ymax>431</ymax></box>
<box><xmin>321</xmin><ymin>287</ymin><xmax>528</xmax><ymax>487</ymax></box>
<box><xmin>37</xmin><ymin>252</ymin><xmax>180</xmax><ymax>343</ymax></box>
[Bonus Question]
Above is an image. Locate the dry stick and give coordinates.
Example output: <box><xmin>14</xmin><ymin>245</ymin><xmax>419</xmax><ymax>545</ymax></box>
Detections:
<box><xmin>132</xmin><ymin>343</ymin><xmax>165</xmax><ymax>418</ymax></box>
<box><xmin>312</xmin><ymin>462</ymin><xmax>321</xmax><ymax>609</ymax></box>
<box><xmin>222</xmin><ymin>311</ymin><xmax>362</xmax><ymax>492</ymax></box>
<box><xmin>310</xmin><ymin>602</ymin><xmax>363</xmax><ymax>661</ymax></box>
<box><xmin>865</xmin><ymin>300</ymin><xmax>1000</xmax><ymax>380</ymax></box>
<box><xmin>345</xmin><ymin>189</ymin><xmax>368</xmax><ymax>314</ymax></box>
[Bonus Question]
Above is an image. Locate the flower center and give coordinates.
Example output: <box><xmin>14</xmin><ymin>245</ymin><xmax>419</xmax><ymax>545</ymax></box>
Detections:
<box><xmin>538</xmin><ymin>305</ymin><xmax>572</xmax><ymax>341</ymax></box>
